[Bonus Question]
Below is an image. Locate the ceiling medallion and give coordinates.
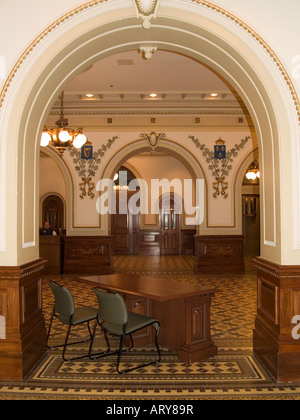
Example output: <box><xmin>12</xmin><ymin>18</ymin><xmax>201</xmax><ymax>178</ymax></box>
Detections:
<box><xmin>132</xmin><ymin>0</ymin><xmax>161</xmax><ymax>29</ymax></box>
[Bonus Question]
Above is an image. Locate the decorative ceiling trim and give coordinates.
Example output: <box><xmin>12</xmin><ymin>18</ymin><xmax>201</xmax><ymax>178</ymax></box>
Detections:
<box><xmin>0</xmin><ymin>0</ymin><xmax>299</xmax><ymax>124</ymax></box>
<box><xmin>49</xmin><ymin>109</ymin><xmax>246</xmax><ymax>116</ymax></box>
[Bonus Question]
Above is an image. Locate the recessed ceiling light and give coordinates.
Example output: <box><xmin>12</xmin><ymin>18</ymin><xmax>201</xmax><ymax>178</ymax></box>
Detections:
<box><xmin>150</xmin><ymin>93</ymin><xmax>158</xmax><ymax>98</ymax></box>
<box><xmin>210</xmin><ymin>93</ymin><xmax>219</xmax><ymax>97</ymax></box>
<box><xmin>86</xmin><ymin>93</ymin><xmax>94</xmax><ymax>98</ymax></box>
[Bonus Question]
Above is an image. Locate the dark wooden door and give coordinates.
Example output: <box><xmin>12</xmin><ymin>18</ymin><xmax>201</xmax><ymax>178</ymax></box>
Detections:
<box><xmin>42</xmin><ymin>195</ymin><xmax>64</xmax><ymax>234</ymax></box>
<box><xmin>160</xmin><ymin>196</ymin><xmax>181</xmax><ymax>255</ymax></box>
<box><xmin>111</xmin><ymin>191</ymin><xmax>140</xmax><ymax>255</ymax></box>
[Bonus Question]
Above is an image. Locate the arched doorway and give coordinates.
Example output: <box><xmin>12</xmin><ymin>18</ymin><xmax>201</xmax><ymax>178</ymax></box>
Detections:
<box><xmin>42</xmin><ymin>194</ymin><xmax>65</xmax><ymax>235</ymax></box>
<box><xmin>242</xmin><ymin>160</ymin><xmax>260</xmax><ymax>259</ymax></box>
<box><xmin>1</xmin><ymin>0</ymin><xmax>300</xmax><ymax>381</ymax></box>
<box><xmin>111</xmin><ymin>166</ymin><xmax>141</xmax><ymax>255</ymax></box>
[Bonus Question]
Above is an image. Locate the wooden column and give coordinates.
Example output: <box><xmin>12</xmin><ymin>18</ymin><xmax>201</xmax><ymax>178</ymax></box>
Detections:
<box><xmin>0</xmin><ymin>259</ymin><xmax>47</xmax><ymax>380</ymax></box>
<box><xmin>253</xmin><ymin>258</ymin><xmax>300</xmax><ymax>382</ymax></box>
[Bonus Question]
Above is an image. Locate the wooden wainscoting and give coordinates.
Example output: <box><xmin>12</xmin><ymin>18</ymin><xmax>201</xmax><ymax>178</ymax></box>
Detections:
<box><xmin>0</xmin><ymin>259</ymin><xmax>47</xmax><ymax>380</ymax></box>
<box><xmin>138</xmin><ymin>229</ymin><xmax>196</xmax><ymax>256</ymax></box>
<box><xmin>194</xmin><ymin>235</ymin><xmax>245</xmax><ymax>274</ymax></box>
<box><xmin>253</xmin><ymin>258</ymin><xmax>300</xmax><ymax>382</ymax></box>
<box><xmin>64</xmin><ymin>236</ymin><xmax>113</xmax><ymax>275</ymax></box>
<box><xmin>139</xmin><ymin>230</ymin><xmax>161</xmax><ymax>256</ymax></box>
<box><xmin>181</xmin><ymin>229</ymin><xmax>196</xmax><ymax>255</ymax></box>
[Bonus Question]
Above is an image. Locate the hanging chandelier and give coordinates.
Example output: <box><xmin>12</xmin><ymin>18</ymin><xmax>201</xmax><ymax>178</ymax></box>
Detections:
<box><xmin>246</xmin><ymin>160</ymin><xmax>260</xmax><ymax>180</ymax></box>
<box><xmin>40</xmin><ymin>91</ymin><xmax>87</xmax><ymax>156</ymax></box>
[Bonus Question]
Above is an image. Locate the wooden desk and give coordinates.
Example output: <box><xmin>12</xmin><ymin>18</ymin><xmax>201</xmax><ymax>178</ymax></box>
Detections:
<box><xmin>79</xmin><ymin>274</ymin><xmax>218</xmax><ymax>363</ymax></box>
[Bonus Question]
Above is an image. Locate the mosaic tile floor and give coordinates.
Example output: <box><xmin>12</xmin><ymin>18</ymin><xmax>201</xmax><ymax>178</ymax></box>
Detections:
<box><xmin>1</xmin><ymin>255</ymin><xmax>300</xmax><ymax>400</ymax></box>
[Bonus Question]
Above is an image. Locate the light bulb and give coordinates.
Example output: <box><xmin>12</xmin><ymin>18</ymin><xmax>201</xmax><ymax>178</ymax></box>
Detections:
<box><xmin>246</xmin><ymin>171</ymin><xmax>256</xmax><ymax>180</ymax></box>
<box><xmin>58</xmin><ymin>129</ymin><xmax>71</xmax><ymax>143</ymax></box>
<box><xmin>40</xmin><ymin>131</ymin><xmax>51</xmax><ymax>147</ymax></box>
<box><xmin>73</xmin><ymin>133</ymin><xmax>87</xmax><ymax>148</ymax></box>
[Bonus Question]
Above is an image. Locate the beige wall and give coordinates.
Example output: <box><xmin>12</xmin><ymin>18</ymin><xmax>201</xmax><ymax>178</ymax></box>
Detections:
<box><xmin>41</xmin><ymin>128</ymin><xmax>255</xmax><ymax>236</ymax></box>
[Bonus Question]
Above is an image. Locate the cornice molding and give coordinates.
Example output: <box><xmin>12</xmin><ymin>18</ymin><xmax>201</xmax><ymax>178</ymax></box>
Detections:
<box><xmin>49</xmin><ymin>109</ymin><xmax>247</xmax><ymax>116</ymax></box>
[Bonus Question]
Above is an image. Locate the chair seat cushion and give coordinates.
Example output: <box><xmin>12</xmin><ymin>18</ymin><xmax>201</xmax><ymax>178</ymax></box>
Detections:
<box><xmin>103</xmin><ymin>312</ymin><xmax>159</xmax><ymax>336</ymax></box>
<box><xmin>70</xmin><ymin>306</ymin><xmax>98</xmax><ymax>325</ymax></box>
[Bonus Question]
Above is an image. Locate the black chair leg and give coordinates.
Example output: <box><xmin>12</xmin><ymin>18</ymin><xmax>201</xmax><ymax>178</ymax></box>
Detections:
<box><xmin>54</xmin><ymin>322</ymin><xmax>97</xmax><ymax>362</ymax></box>
<box><xmin>89</xmin><ymin>324</ymin><xmax>133</xmax><ymax>360</ymax></box>
<box><xmin>89</xmin><ymin>320</ymin><xmax>111</xmax><ymax>359</ymax></box>
<box><xmin>46</xmin><ymin>308</ymin><xmax>55</xmax><ymax>348</ymax></box>
<box><xmin>154</xmin><ymin>325</ymin><xmax>161</xmax><ymax>363</ymax></box>
<box><xmin>116</xmin><ymin>333</ymin><xmax>127</xmax><ymax>374</ymax></box>
<box><xmin>116</xmin><ymin>324</ymin><xmax>161</xmax><ymax>375</ymax></box>
<box><xmin>62</xmin><ymin>324</ymin><xmax>72</xmax><ymax>361</ymax></box>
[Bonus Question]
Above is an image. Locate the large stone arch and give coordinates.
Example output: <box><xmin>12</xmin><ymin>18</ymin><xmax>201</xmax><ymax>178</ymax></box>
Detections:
<box><xmin>0</xmin><ymin>0</ymin><xmax>299</xmax><ymax>381</ymax></box>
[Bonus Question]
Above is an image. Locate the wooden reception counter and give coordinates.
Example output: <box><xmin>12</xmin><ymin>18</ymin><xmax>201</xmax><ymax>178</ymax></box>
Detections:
<box><xmin>39</xmin><ymin>236</ymin><xmax>64</xmax><ymax>275</ymax></box>
<box><xmin>79</xmin><ymin>273</ymin><xmax>218</xmax><ymax>363</ymax></box>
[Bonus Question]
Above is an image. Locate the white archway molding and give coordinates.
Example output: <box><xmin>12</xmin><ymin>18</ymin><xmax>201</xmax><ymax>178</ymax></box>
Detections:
<box><xmin>0</xmin><ymin>1</ymin><xmax>299</xmax><ymax>265</ymax></box>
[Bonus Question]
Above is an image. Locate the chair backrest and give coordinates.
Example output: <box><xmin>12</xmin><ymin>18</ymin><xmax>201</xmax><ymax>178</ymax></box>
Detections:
<box><xmin>93</xmin><ymin>288</ymin><xmax>128</xmax><ymax>326</ymax></box>
<box><xmin>49</xmin><ymin>282</ymin><xmax>75</xmax><ymax>321</ymax></box>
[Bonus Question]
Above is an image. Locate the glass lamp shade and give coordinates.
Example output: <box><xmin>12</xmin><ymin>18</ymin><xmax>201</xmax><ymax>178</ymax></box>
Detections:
<box><xmin>73</xmin><ymin>133</ymin><xmax>87</xmax><ymax>148</ymax></box>
<box><xmin>58</xmin><ymin>129</ymin><xmax>71</xmax><ymax>143</ymax></box>
<box><xmin>40</xmin><ymin>131</ymin><xmax>51</xmax><ymax>147</ymax></box>
<box><xmin>246</xmin><ymin>171</ymin><xmax>257</xmax><ymax>180</ymax></box>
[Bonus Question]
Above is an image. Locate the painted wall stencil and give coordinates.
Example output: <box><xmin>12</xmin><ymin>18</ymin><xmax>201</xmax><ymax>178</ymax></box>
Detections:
<box><xmin>190</xmin><ymin>135</ymin><xmax>250</xmax><ymax>199</ymax></box>
<box><xmin>69</xmin><ymin>136</ymin><xmax>118</xmax><ymax>199</ymax></box>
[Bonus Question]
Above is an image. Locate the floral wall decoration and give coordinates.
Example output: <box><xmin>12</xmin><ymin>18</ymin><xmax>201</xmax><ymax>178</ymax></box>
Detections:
<box><xmin>68</xmin><ymin>136</ymin><xmax>118</xmax><ymax>199</ymax></box>
<box><xmin>189</xmin><ymin>135</ymin><xmax>251</xmax><ymax>199</ymax></box>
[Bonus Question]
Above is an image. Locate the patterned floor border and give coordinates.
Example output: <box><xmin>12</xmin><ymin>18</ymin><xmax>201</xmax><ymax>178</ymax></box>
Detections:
<box><xmin>1</xmin><ymin>341</ymin><xmax>300</xmax><ymax>400</ymax></box>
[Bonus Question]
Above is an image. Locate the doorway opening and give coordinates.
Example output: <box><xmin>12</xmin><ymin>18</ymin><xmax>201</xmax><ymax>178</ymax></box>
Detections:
<box><xmin>42</xmin><ymin>194</ymin><xmax>65</xmax><ymax>236</ymax></box>
<box><xmin>160</xmin><ymin>193</ymin><xmax>182</xmax><ymax>255</ymax></box>
<box><xmin>242</xmin><ymin>160</ymin><xmax>260</xmax><ymax>260</ymax></box>
<box><xmin>110</xmin><ymin>151</ymin><xmax>197</xmax><ymax>257</ymax></box>
<box><xmin>111</xmin><ymin>166</ymin><xmax>140</xmax><ymax>255</ymax></box>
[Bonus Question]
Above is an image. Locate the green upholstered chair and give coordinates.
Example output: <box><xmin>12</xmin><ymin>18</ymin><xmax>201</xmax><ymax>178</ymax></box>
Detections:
<box><xmin>47</xmin><ymin>281</ymin><xmax>98</xmax><ymax>361</ymax></box>
<box><xmin>89</xmin><ymin>288</ymin><xmax>161</xmax><ymax>374</ymax></box>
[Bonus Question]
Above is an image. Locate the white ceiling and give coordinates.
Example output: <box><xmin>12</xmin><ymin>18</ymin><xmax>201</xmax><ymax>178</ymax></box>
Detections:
<box><xmin>49</xmin><ymin>50</ymin><xmax>247</xmax><ymax>116</ymax></box>
<box><xmin>65</xmin><ymin>50</ymin><xmax>229</xmax><ymax>92</ymax></box>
